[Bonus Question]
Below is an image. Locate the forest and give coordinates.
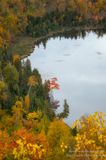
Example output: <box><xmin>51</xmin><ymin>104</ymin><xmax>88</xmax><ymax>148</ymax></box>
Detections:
<box><xmin>0</xmin><ymin>0</ymin><xmax>106</xmax><ymax>160</ymax></box>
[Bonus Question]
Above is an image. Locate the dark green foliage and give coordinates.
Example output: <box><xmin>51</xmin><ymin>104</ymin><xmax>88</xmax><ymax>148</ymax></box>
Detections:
<box><xmin>0</xmin><ymin>53</ymin><xmax>58</xmax><ymax>119</ymax></box>
<box><xmin>26</xmin><ymin>7</ymin><xmax>106</xmax><ymax>38</ymax></box>
<box><xmin>2</xmin><ymin>0</ymin><xmax>106</xmax><ymax>121</ymax></box>
<box><xmin>3</xmin><ymin>64</ymin><xmax>19</xmax><ymax>85</ymax></box>
<box><xmin>3</xmin><ymin>64</ymin><xmax>19</xmax><ymax>97</ymax></box>
<box><xmin>19</xmin><ymin>59</ymin><xmax>32</xmax><ymax>96</ymax></box>
<box><xmin>32</xmin><ymin>69</ymin><xmax>42</xmax><ymax>84</ymax></box>
<box><xmin>57</xmin><ymin>100</ymin><xmax>69</xmax><ymax>119</ymax></box>
<box><xmin>26</xmin><ymin>11</ymin><xmax>77</xmax><ymax>37</ymax></box>
<box><xmin>71</xmin><ymin>127</ymin><xmax>77</xmax><ymax>136</ymax></box>
<box><xmin>23</xmin><ymin>59</ymin><xmax>32</xmax><ymax>78</ymax></box>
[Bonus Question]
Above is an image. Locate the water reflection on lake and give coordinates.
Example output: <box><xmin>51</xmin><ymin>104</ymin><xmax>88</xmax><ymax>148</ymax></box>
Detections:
<box><xmin>28</xmin><ymin>31</ymin><xmax>106</xmax><ymax>125</ymax></box>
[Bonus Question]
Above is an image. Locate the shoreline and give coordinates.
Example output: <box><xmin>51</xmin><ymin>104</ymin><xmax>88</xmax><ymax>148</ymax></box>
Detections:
<box><xmin>11</xmin><ymin>25</ymin><xmax>106</xmax><ymax>59</ymax></box>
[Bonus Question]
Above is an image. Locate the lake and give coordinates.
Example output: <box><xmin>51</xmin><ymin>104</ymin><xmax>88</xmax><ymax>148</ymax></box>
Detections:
<box><xmin>27</xmin><ymin>31</ymin><xmax>106</xmax><ymax>125</ymax></box>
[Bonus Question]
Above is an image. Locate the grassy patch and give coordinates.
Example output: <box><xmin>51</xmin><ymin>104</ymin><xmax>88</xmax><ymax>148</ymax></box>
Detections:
<box><xmin>10</xmin><ymin>36</ymin><xmax>35</xmax><ymax>58</ymax></box>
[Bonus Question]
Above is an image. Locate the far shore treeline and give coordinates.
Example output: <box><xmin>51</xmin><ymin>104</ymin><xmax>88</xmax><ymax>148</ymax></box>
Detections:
<box><xmin>1</xmin><ymin>0</ymin><xmax>106</xmax><ymax>51</ymax></box>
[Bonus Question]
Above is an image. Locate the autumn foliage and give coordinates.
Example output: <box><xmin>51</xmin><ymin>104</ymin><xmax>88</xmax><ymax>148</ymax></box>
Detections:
<box><xmin>73</xmin><ymin>112</ymin><xmax>106</xmax><ymax>160</ymax></box>
<box><xmin>0</xmin><ymin>1</ymin><xmax>106</xmax><ymax>159</ymax></box>
<box><xmin>0</xmin><ymin>111</ymin><xmax>105</xmax><ymax>159</ymax></box>
<box><xmin>47</xmin><ymin>77</ymin><xmax>60</xmax><ymax>90</ymax></box>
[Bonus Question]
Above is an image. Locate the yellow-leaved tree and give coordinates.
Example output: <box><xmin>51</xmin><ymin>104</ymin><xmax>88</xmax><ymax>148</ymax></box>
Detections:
<box><xmin>47</xmin><ymin>119</ymin><xmax>75</xmax><ymax>160</ymax></box>
<box><xmin>73</xmin><ymin>112</ymin><xmax>106</xmax><ymax>160</ymax></box>
<box><xmin>12</xmin><ymin>128</ymin><xmax>49</xmax><ymax>160</ymax></box>
<box><xmin>28</xmin><ymin>75</ymin><xmax>38</xmax><ymax>93</ymax></box>
<box><xmin>12</xmin><ymin>54</ymin><xmax>21</xmax><ymax>64</ymax></box>
<box><xmin>12</xmin><ymin>100</ymin><xmax>24</xmax><ymax>127</ymax></box>
<box><xmin>24</xmin><ymin>95</ymin><xmax>30</xmax><ymax>112</ymax></box>
<box><xmin>24</xmin><ymin>75</ymin><xmax>38</xmax><ymax>111</ymax></box>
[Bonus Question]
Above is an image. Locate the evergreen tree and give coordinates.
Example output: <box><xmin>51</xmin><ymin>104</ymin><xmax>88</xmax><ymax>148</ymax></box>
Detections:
<box><xmin>58</xmin><ymin>99</ymin><xmax>69</xmax><ymax>119</ymax></box>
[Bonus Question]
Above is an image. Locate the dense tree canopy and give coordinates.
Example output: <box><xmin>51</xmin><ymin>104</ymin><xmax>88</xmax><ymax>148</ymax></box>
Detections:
<box><xmin>0</xmin><ymin>1</ymin><xmax>106</xmax><ymax>159</ymax></box>
<box><xmin>0</xmin><ymin>0</ymin><xmax>106</xmax><ymax>50</ymax></box>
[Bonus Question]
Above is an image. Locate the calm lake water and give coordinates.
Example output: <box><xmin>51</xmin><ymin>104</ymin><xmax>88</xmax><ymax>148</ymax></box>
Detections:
<box><xmin>28</xmin><ymin>31</ymin><xmax>106</xmax><ymax>124</ymax></box>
